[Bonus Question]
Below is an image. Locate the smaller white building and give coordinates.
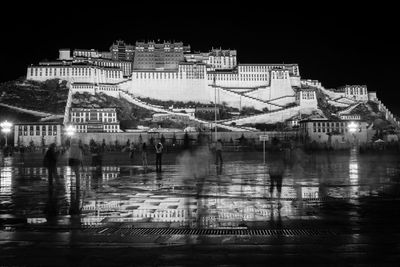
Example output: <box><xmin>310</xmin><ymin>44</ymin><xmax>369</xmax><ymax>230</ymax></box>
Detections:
<box><xmin>14</xmin><ymin>123</ymin><xmax>62</xmax><ymax>146</ymax></box>
<box><xmin>69</xmin><ymin>108</ymin><xmax>120</xmax><ymax>133</ymax></box>
<box><xmin>299</xmin><ymin>119</ymin><xmax>369</xmax><ymax>145</ymax></box>
<box><xmin>340</xmin><ymin>85</ymin><xmax>369</xmax><ymax>101</ymax></box>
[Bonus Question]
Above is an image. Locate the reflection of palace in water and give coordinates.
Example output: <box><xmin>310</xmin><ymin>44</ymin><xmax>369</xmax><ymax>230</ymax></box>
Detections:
<box><xmin>1</xmin><ymin>153</ymin><xmax>399</xmax><ymax>227</ymax></box>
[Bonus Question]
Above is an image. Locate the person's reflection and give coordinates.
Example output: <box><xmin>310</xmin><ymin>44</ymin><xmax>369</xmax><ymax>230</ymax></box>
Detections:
<box><xmin>269</xmin><ymin>202</ymin><xmax>283</xmax><ymax>229</ymax></box>
<box><xmin>268</xmin><ymin>146</ymin><xmax>286</xmax><ymax>208</ymax></box>
<box><xmin>270</xmin><ymin>174</ymin><xmax>283</xmax><ymax>202</ymax></box>
<box><xmin>142</xmin><ymin>173</ymin><xmax>149</xmax><ymax>185</ymax></box>
<box><xmin>45</xmin><ymin>174</ymin><xmax>59</xmax><ymax>220</ymax></box>
<box><xmin>91</xmin><ymin>166</ymin><xmax>103</xmax><ymax>190</ymax></box>
<box><xmin>216</xmin><ymin>163</ymin><xmax>223</xmax><ymax>175</ymax></box>
<box><xmin>156</xmin><ymin>171</ymin><xmax>163</xmax><ymax>189</ymax></box>
<box><xmin>69</xmin><ymin>172</ymin><xmax>81</xmax><ymax>216</ymax></box>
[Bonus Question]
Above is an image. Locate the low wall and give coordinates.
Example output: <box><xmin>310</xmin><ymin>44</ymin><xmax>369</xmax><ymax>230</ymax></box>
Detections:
<box><xmin>68</xmin><ymin>131</ymin><xmax>298</xmax><ymax>145</ymax></box>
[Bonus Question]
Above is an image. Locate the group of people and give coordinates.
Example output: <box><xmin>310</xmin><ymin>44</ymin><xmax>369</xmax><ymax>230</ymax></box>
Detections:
<box><xmin>43</xmin><ymin>139</ymin><xmax>84</xmax><ymax>182</ymax></box>
<box><xmin>129</xmin><ymin>141</ymin><xmax>164</xmax><ymax>172</ymax></box>
<box><xmin>43</xmin><ymin>139</ymin><xmax>167</xmax><ymax>182</ymax></box>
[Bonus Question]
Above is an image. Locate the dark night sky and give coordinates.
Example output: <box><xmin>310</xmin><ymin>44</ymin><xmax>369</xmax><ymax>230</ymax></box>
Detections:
<box><xmin>1</xmin><ymin>2</ymin><xmax>398</xmax><ymax>115</ymax></box>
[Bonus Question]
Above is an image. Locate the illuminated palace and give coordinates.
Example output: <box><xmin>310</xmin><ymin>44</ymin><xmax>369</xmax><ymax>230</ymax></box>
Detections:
<box><xmin>25</xmin><ymin>39</ymin><xmax>390</xmax><ymax>131</ymax></box>
<box><xmin>26</xmin><ymin>40</ymin><xmax>310</xmax><ymax>110</ymax></box>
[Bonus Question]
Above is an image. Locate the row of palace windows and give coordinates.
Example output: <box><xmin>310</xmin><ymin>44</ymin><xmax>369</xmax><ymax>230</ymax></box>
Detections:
<box><xmin>238</xmin><ymin>65</ymin><xmax>293</xmax><ymax>73</ymax></box>
<box><xmin>313</xmin><ymin>122</ymin><xmax>346</xmax><ymax>127</ymax></box>
<box><xmin>30</xmin><ymin>67</ymin><xmax>122</xmax><ymax>78</ymax></box>
<box><xmin>302</xmin><ymin>92</ymin><xmax>315</xmax><ymax>99</ymax></box>
<box><xmin>347</xmin><ymin>87</ymin><xmax>367</xmax><ymax>95</ymax></box>
<box><xmin>207</xmin><ymin>74</ymin><xmax>268</xmax><ymax>81</ymax></box>
<box><xmin>18</xmin><ymin>125</ymin><xmax>58</xmax><ymax>136</ymax></box>
<box><xmin>104</xmin><ymin>125</ymin><xmax>119</xmax><ymax>131</ymax></box>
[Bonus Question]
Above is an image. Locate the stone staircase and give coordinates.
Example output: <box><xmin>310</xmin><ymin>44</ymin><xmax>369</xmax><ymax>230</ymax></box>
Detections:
<box><xmin>214</xmin><ymin>85</ymin><xmax>285</xmax><ymax>109</ymax></box>
<box><xmin>118</xmin><ymin>90</ymin><xmax>254</xmax><ymax>132</ymax></box>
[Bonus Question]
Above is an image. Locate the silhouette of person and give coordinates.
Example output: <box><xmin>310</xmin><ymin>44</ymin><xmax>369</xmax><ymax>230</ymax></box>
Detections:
<box><xmin>43</xmin><ymin>143</ymin><xmax>58</xmax><ymax>185</ymax></box>
<box><xmin>45</xmin><ymin>177</ymin><xmax>59</xmax><ymax>219</ymax></box>
<box><xmin>141</xmin><ymin>142</ymin><xmax>148</xmax><ymax>170</ymax></box>
<box><xmin>155</xmin><ymin>142</ymin><xmax>163</xmax><ymax>172</ymax></box>
<box><xmin>269</xmin><ymin>148</ymin><xmax>286</xmax><ymax>205</ymax></box>
<box><xmin>156</xmin><ymin>171</ymin><xmax>163</xmax><ymax>189</ymax></box>
<box><xmin>67</xmin><ymin>138</ymin><xmax>84</xmax><ymax>180</ymax></box>
<box><xmin>19</xmin><ymin>145</ymin><xmax>25</xmax><ymax>164</ymax></box>
<box><xmin>129</xmin><ymin>142</ymin><xmax>135</xmax><ymax>163</ymax></box>
<box><xmin>69</xmin><ymin>175</ymin><xmax>81</xmax><ymax>216</ymax></box>
<box><xmin>215</xmin><ymin>139</ymin><xmax>223</xmax><ymax>165</ymax></box>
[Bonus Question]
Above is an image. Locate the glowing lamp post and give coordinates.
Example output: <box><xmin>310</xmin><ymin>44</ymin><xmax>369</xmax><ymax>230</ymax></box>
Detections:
<box><xmin>0</xmin><ymin>120</ymin><xmax>13</xmax><ymax>146</ymax></box>
<box><xmin>65</xmin><ymin>125</ymin><xmax>76</xmax><ymax>137</ymax></box>
<box><xmin>348</xmin><ymin>121</ymin><xmax>358</xmax><ymax>133</ymax></box>
<box><xmin>348</xmin><ymin>121</ymin><xmax>359</xmax><ymax>146</ymax></box>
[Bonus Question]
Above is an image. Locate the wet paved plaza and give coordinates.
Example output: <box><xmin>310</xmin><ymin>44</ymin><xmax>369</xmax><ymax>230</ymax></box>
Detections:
<box><xmin>1</xmin><ymin>149</ymin><xmax>400</xmax><ymax>266</ymax></box>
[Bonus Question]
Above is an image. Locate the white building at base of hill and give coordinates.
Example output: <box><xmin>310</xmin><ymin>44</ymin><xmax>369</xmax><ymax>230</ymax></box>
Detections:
<box><xmin>299</xmin><ymin>120</ymin><xmax>369</xmax><ymax>145</ymax></box>
<box><xmin>14</xmin><ymin>123</ymin><xmax>62</xmax><ymax>146</ymax></box>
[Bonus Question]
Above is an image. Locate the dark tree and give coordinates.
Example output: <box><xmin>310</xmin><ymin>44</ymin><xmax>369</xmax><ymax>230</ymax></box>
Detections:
<box><xmin>160</xmin><ymin>134</ymin><xmax>166</xmax><ymax>145</ymax></box>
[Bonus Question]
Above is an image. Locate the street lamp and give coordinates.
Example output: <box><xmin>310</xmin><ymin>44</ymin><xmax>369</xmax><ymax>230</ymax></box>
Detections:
<box><xmin>0</xmin><ymin>120</ymin><xmax>13</xmax><ymax>146</ymax></box>
<box><xmin>348</xmin><ymin>121</ymin><xmax>358</xmax><ymax>133</ymax></box>
<box><xmin>65</xmin><ymin>125</ymin><xmax>76</xmax><ymax>137</ymax></box>
<box><xmin>348</xmin><ymin>121</ymin><xmax>359</xmax><ymax>146</ymax></box>
<box><xmin>64</xmin><ymin>125</ymin><xmax>76</xmax><ymax>147</ymax></box>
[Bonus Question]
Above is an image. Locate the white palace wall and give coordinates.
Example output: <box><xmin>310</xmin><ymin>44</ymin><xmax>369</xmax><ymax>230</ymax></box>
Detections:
<box><xmin>269</xmin><ymin>96</ymin><xmax>297</xmax><ymax>107</ymax></box>
<box><xmin>269</xmin><ymin>70</ymin><xmax>295</xmax><ymax>99</ymax></box>
<box><xmin>224</xmin><ymin>106</ymin><xmax>302</xmax><ymax>125</ymax></box>
<box><xmin>26</xmin><ymin>62</ymin><xmax>301</xmax><ymax>111</ymax></box>
<box><xmin>207</xmin><ymin>86</ymin><xmax>271</xmax><ymax>110</ymax></box>
<box><xmin>244</xmin><ymin>88</ymin><xmax>270</xmax><ymax>100</ymax></box>
<box><xmin>27</xmin><ymin>65</ymin><xmax>124</xmax><ymax>84</ymax></box>
<box><xmin>128</xmin><ymin>65</ymin><xmax>298</xmax><ymax>109</ymax></box>
<box><xmin>130</xmin><ymin>74</ymin><xmax>211</xmax><ymax>102</ymax></box>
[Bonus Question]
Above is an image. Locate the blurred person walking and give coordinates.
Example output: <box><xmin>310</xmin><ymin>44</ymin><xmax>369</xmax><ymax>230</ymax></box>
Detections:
<box><xmin>268</xmin><ymin>145</ymin><xmax>287</xmax><ymax>207</ymax></box>
<box><xmin>215</xmin><ymin>139</ymin><xmax>223</xmax><ymax>165</ymax></box>
<box><xmin>19</xmin><ymin>145</ymin><xmax>25</xmax><ymax>164</ymax></box>
<box><xmin>43</xmin><ymin>143</ymin><xmax>58</xmax><ymax>185</ymax></box>
<box><xmin>67</xmin><ymin>138</ymin><xmax>84</xmax><ymax>179</ymax></box>
<box><xmin>142</xmin><ymin>142</ymin><xmax>148</xmax><ymax>170</ymax></box>
<box><xmin>129</xmin><ymin>142</ymin><xmax>135</xmax><ymax>164</ymax></box>
<box><xmin>155</xmin><ymin>142</ymin><xmax>163</xmax><ymax>172</ymax></box>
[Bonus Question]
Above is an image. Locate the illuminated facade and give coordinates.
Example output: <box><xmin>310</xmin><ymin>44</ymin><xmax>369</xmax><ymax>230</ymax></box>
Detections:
<box><xmin>13</xmin><ymin>123</ymin><xmax>62</xmax><ymax>146</ymax></box>
<box><xmin>299</xmin><ymin>119</ymin><xmax>369</xmax><ymax>144</ymax></box>
<box><xmin>69</xmin><ymin>108</ymin><xmax>120</xmax><ymax>133</ymax></box>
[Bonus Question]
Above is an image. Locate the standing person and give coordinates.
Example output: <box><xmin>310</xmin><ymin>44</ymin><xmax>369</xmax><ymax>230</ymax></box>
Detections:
<box><xmin>67</xmin><ymin>138</ymin><xmax>84</xmax><ymax>180</ymax></box>
<box><xmin>129</xmin><ymin>142</ymin><xmax>135</xmax><ymax>164</ymax></box>
<box><xmin>268</xmin><ymin>148</ymin><xmax>287</xmax><ymax>207</ymax></box>
<box><xmin>19</xmin><ymin>145</ymin><xmax>25</xmax><ymax>164</ymax></box>
<box><xmin>142</xmin><ymin>142</ymin><xmax>148</xmax><ymax>170</ymax></box>
<box><xmin>215</xmin><ymin>139</ymin><xmax>223</xmax><ymax>165</ymax></box>
<box><xmin>43</xmin><ymin>143</ymin><xmax>58</xmax><ymax>185</ymax></box>
<box><xmin>155</xmin><ymin>142</ymin><xmax>163</xmax><ymax>172</ymax></box>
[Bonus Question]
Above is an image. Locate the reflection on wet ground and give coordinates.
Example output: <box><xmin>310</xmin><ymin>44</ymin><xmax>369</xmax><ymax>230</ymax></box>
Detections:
<box><xmin>1</xmin><ymin>149</ymin><xmax>400</xmax><ymax>229</ymax></box>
